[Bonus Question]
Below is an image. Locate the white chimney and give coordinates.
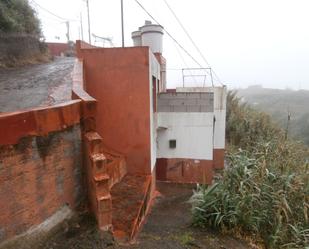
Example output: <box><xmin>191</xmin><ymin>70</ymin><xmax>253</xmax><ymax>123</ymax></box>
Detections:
<box><xmin>131</xmin><ymin>30</ymin><xmax>142</xmax><ymax>46</ymax></box>
<box><xmin>140</xmin><ymin>21</ymin><xmax>164</xmax><ymax>54</ymax></box>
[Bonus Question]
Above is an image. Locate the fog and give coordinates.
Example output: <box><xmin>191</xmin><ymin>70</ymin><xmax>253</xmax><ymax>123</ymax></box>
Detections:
<box><xmin>32</xmin><ymin>0</ymin><xmax>309</xmax><ymax>90</ymax></box>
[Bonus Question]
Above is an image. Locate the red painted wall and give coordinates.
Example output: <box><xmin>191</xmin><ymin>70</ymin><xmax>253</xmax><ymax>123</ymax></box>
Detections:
<box><xmin>213</xmin><ymin>149</ymin><xmax>225</xmax><ymax>169</ymax></box>
<box><xmin>156</xmin><ymin>158</ymin><xmax>213</xmax><ymax>185</ymax></box>
<box><xmin>77</xmin><ymin>45</ymin><xmax>152</xmax><ymax>175</ymax></box>
<box><xmin>47</xmin><ymin>42</ymin><xmax>70</xmax><ymax>56</ymax></box>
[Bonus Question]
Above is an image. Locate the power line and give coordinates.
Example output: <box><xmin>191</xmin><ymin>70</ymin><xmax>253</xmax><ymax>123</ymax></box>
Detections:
<box><xmin>162</xmin><ymin>1</ymin><xmax>211</xmax><ymax>67</ymax></box>
<box><xmin>133</xmin><ymin>0</ymin><xmax>203</xmax><ymax>68</ymax></box>
<box><xmin>172</xmin><ymin>41</ymin><xmax>197</xmax><ymax>84</ymax></box>
<box><xmin>162</xmin><ymin>0</ymin><xmax>223</xmax><ymax>86</ymax></box>
<box><xmin>30</xmin><ymin>0</ymin><xmax>78</xmax><ymax>22</ymax></box>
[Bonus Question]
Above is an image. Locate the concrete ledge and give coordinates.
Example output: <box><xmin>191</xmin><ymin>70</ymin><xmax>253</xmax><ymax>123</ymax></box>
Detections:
<box><xmin>0</xmin><ymin>205</ymin><xmax>73</xmax><ymax>249</ymax></box>
<box><xmin>71</xmin><ymin>59</ymin><xmax>97</xmax><ymax>120</ymax></box>
<box><xmin>0</xmin><ymin>100</ymin><xmax>81</xmax><ymax>145</ymax></box>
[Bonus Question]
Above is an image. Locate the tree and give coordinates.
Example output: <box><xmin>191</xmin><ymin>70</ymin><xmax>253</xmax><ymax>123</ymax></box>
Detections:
<box><xmin>0</xmin><ymin>0</ymin><xmax>41</xmax><ymax>36</ymax></box>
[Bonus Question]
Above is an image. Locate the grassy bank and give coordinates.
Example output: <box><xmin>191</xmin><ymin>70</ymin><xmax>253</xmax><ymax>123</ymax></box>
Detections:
<box><xmin>191</xmin><ymin>92</ymin><xmax>309</xmax><ymax>248</ymax></box>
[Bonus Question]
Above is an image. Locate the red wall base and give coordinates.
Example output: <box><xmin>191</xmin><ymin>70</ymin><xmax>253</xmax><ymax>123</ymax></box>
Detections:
<box><xmin>156</xmin><ymin>158</ymin><xmax>213</xmax><ymax>185</ymax></box>
<box><xmin>213</xmin><ymin>149</ymin><xmax>225</xmax><ymax>170</ymax></box>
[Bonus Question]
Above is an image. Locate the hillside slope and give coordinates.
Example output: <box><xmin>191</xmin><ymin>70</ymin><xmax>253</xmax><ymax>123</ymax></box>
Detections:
<box><xmin>236</xmin><ymin>85</ymin><xmax>309</xmax><ymax>145</ymax></box>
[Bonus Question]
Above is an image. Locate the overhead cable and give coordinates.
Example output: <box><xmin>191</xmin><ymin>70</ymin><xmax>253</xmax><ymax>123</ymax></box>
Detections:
<box><xmin>172</xmin><ymin>42</ymin><xmax>197</xmax><ymax>84</ymax></box>
<box><xmin>31</xmin><ymin>0</ymin><xmax>78</xmax><ymax>22</ymax></box>
<box><xmin>134</xmin><ymin>0</ymin><xmax>203</xmax><ymax>68</ymax></box>
<box><xmin>162</xmin><ymin>0</ymin><xmax>222</xmax><ymax>85</ymax></box>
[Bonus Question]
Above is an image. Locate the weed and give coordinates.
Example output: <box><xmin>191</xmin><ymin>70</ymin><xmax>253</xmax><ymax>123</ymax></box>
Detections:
<box><xmin>172</xmin><ymin>232</ymin><xmax>195</xmax><ymax>246</ymax></box>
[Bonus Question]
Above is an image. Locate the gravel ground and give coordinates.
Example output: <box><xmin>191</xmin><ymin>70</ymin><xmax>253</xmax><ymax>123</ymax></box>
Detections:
<box><xmin>40</xmin><ymin>182</ymin><xmax>255</xmax><ymax>249</ymax></box>
<box><xmin>0</xmin><ymin>57</ymin><xmax>74</xmax><ymax>113</ymax></box>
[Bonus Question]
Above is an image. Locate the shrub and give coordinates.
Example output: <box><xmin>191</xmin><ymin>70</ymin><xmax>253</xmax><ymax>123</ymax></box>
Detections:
<box><xmin>191</xmin><ymin>91</ymin><xmax>309</xmax><ymax>248</ymax></box>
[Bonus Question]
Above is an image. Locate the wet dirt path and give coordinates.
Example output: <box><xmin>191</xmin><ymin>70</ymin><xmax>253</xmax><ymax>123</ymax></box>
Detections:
<box><xmin>0</xmin><ymin>57</ymin><xmax>74</xmax><ymax>113</ymax></box>
<box><xmin>40</xmin><ymin>182</ymin><xmax>254</xmax><ymax>249</ymax></box>
<box><xmin>119</xmin><ymin>182</ymin><xmax>252</xmax><ymax>249</ymax></box>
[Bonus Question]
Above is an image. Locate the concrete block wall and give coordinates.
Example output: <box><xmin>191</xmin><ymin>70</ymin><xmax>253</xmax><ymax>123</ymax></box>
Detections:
<box><xmin>157</xmin><ymin>92</ymin><xmax>214</xmax><ymax>112</ymax></box>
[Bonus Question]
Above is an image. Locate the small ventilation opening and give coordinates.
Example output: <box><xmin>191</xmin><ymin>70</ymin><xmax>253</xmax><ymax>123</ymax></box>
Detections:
<box><xmin>169</xmin><ymin>139</ymin><xmax>176</xmax><ymax>149</ymax></box>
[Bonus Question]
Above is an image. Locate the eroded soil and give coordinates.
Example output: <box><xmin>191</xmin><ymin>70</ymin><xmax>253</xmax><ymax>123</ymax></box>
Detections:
<box><xmin>0</xmin><ymin>57</ymin><xmax>74</xmax><ymax>113</ymax></box>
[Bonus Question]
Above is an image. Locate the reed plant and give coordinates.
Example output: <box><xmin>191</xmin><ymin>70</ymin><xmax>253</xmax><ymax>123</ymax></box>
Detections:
<box><xmin>191</xmin><ymin>91</ymin><xmax>309</xmax><ymax>248</ymax></box>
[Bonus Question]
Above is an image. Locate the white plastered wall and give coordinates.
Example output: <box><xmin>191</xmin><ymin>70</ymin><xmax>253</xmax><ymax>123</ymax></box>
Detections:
<box><xmin>157</xmin><ymin>112</ymin><xmax>214</xmax><ymax>160</ymax></box>
<box><xmin>149</xmin><ymin>51</ymin><xmax>160</xmax><ymax>171</ymax></box>
<box><xmin>176</xmin><ymin>86</ymin><xmax>227</xmax><ymax>149</ymax></box>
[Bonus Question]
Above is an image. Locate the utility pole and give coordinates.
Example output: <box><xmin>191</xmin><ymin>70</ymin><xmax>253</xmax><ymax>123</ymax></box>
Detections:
<box><xmin>80</xmin><ymin>12</ymin><xmax>84</xmax><ymax>41</ymax></box>
<box><xmin>86</xmin><ymin>0</ymin><xmax>91</xmax><ymax>44</ymax></box>
<box><xmin>65</xmin><ymin>21</ymin><xmax>70</xmax><ymax>42</ymax></box>
<box><xmin>121</xmin><ymin>0</ymin><xmax>124</xmax><ymax>47</ymax></box>
<box><xmin>285</xmin><ymin>109</ymin><xmax>291</xmax><ymax>140</ymax></box>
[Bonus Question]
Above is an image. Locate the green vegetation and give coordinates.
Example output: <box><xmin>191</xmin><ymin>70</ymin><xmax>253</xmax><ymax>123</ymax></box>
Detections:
<box><xmin>0</xmin><ymin>0</ymin><xmax>41</xmax><ymax>36</ymax></box>
<box><xmin>172</xmin><ymin>232</ymin><xmax>195</xmax><ymax>246</ymax></box>
<box><xmin>191</xmin><ymin>92</ymin><xmax>309</xmax><ymax>248</ymax></box>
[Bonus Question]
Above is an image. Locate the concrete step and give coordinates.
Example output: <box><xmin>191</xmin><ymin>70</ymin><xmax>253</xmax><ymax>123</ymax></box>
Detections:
<box><xmin>97</xmin><ymin>193</ymin><xmax>113</xmax><ymax>231</ymax></box>
<box><xmin>97</xmin><ymin>193</ymin><xmax>112</xmax><ymax>213</ymax></box>
<box><xmin>84</xmin><ymin>131</ymin><xmax>103</xmax><ymax>153</ymax></box>
<box><xmin>90</xmin><ymin>153</ymin><xmax>108</xmax><ymax>173</ymax></box>
<box><xmin>93</xmin><ymin>172</ymin><xmax>110</xmax><ymax>196</ymax></box>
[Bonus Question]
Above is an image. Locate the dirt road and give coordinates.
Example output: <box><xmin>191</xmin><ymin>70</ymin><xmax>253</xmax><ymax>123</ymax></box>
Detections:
<box><xmin>0</xmin><ymin>57</ymin><xmax>74</xmax><ymax>113</ymax></box>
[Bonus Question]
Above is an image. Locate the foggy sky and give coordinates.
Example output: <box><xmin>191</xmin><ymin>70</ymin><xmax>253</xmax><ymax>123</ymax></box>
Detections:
<box><xmin>31</xmin><ymin>0</ymin><xmax>309</xmax><ymax>90</ymax></box>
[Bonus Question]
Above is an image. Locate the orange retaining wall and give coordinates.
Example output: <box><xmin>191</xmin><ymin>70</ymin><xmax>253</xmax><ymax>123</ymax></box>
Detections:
<box><xmin>0</xmin><ymin>100</ymin><xmax>81</xmax><ymax>145</ymax></box>
<box><xmin>0</xmin><ymin>125</ymin><xmax>84</xmax><ymax>243</ymax></box>
<box><xmin>0</xmin><ymin>100</ymin><xmax>84</xmax><ymax>243</ymax></box>
<box><xmin>0</xmin><ymin>58</ymin><xmax>99</xmax><ymax>243</ymax></box>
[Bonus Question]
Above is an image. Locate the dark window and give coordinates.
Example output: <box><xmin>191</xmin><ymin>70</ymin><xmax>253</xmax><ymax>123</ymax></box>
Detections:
<box><xmin>169</xmin><ymin>139</ymin><xmax>176</xmax><ymax>149</ymax></box>
<box><xmin>152</xmin><ymin>76</ymin><xmax>157</xmax><ymax>112</ymax></box>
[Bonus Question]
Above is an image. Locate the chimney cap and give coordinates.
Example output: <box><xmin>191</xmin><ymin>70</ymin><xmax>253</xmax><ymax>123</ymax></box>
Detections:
<box><xmin>131</xmin><ymin>30</ymin><xmax>141</xmax><ymax>38</ymax></box>
<box><xmin>145</xmin><ymin>20</ymin><xmax>152</xmax><ymax>25</ymax></box>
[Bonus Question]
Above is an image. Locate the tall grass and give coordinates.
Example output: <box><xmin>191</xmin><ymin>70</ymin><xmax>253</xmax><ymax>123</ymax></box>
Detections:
<box><xmin>191</xmin><ymin>92</ymin><xmax>309</xmax><ymax>248</ymax></box>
